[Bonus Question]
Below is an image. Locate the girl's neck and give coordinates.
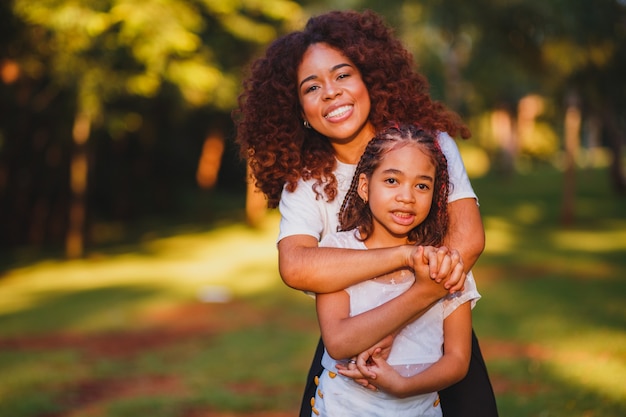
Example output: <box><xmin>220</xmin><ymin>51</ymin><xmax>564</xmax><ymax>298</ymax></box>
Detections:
<box><xmin>361</xmin><ymin>228</ymin><xmax>410</xmax><ymax>249</ymax></box>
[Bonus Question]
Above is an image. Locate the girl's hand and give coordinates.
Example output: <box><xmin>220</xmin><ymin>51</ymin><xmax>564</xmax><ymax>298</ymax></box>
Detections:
<box><xmin>360</xmin><ymin>348</ymin><xmax>406</xmax><ymax>397</ymax></box>
<box><xmin>410</xmin><ymin>245</ymin><xmax>466</xmax><ymax>293</ymax></box>
<box><xmin>337</xmin><ymin>334</ymin><xmax>394</xmax><ymax>390</ymax></box>
<box><xmin>336</xmin><ymin>355</ymin><xmax>378</xmax><ymax>391</ymax></box>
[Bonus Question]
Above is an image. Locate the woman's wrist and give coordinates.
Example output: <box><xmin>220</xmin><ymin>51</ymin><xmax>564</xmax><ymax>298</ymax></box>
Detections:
<box><xmin>400</xmin><ymin>244</ymin><xmax>417</xmax><ymax>268</ymax></box>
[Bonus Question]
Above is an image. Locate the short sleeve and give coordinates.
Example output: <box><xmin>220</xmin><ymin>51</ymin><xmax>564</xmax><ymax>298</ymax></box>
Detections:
<box><xmin>319</xmin><ymin>232</ymin><xmax>341</xmax><ymax>248</ymax></box>
<box><xmin>438</xmin><ymin>132</ymin><xmax>479</xmax><ymax>204</ymax></box>
<box><xmin>277</xmin><ymin>180</ymin><xmax>325</xmax><ymax>243</ymax></box>
<box><xmin>442</xmin><ymin>271</ymin><xmax>481</xmax><ymax>319</ymax></box>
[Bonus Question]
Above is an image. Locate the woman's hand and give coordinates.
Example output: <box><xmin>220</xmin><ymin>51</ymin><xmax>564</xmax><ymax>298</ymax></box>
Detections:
<box><xmin>407</xmin><ymin>245</ymin><xmax>466</xmax><ymax>293</ymax></box>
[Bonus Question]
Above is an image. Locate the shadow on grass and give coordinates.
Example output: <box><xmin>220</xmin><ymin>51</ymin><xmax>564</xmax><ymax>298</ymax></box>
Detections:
<box><xmin>0</xmin><ymin>285</ymin><xmax>165</xmax><ymax>337</ymax></box>
<box><xmin>0</xmin><ymin>280</ymin><xmax>319</xmax><ymax>417</ymax></box>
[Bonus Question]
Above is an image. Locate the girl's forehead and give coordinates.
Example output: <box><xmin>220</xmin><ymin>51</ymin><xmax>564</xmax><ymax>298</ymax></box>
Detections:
<box><xmin>380</xmin><ymin>141</ymin><xmax>415</xmax><ymax>155</ymax></box>
<box><xmin>376</xmin><ymin>143</ymin><xmax>434</xmax><ymax>168</ymax></box>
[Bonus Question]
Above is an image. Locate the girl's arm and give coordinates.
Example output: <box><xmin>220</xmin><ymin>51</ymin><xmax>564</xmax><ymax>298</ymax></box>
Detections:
<box><xmin>360</xmin><ymin>302</ymin><xmax>473</xmax><ymax>398</ymax></box>
<box><xmin>315</xmin><ymin>248</ymin><xmax>446</xmax><ymax>359</ymax></box>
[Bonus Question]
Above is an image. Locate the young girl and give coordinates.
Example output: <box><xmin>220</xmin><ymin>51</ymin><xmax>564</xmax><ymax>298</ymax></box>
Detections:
<box><xmin>313</xmin><ymin>124</ymin><xmax>480</xmax><ymax>416</ymax></box>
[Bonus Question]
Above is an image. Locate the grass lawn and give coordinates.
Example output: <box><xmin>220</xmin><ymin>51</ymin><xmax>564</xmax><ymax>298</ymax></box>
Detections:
<box><xmin>0</xmin><ymin>164</ymin><xmax>625</xmax><ymax>417</ymax></box>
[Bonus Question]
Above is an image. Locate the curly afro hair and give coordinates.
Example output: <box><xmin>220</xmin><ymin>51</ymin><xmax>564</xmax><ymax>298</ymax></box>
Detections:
<box><xmin>233</xmin><ymin>10</ymin><xmax>469</xmax><ymax>208</ymax></box>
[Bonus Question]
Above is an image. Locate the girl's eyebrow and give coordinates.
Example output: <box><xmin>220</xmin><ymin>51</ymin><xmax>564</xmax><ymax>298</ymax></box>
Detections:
<box><xmin>381</xmin><ymin>168</ymin><xmax>434</xmax><ymax>182</ymax></box>
<box><xmin>299</xmin><ymin>63</ymin><xmax>353</xmax><ymax>89</ymax></box>
<box><xmin>381</xmin><ymin>168</ymin><xmax>402</xmax><ymax>175</ymax></box>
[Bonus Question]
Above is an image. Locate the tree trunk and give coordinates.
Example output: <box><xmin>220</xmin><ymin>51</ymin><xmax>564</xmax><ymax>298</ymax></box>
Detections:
<box><xmin>245</xmin><ymin>163</ymin><xmax>267</xmax><ymax>227</ymax></box>
<box><xmin>600</xmin><ymin>103</ymin><xmax>626</xmax><ymax>195</ymax></box>
<box><xmin>66</xmin><ymin>110</ymin><xmax>90</xmax><ymax>258</ymax></box>
<box><xmin>560</xmin><ymin>92</ymin><xmax>581</xmax><ymax>227</ymax></box>
<box><xmin>196</xmin><ymin>129</ymin><xmax>225</xmax><ymax>190</ymax></box>
<box><xmin>491</xmin><ymin>108</ymin><xmax>516</xmax><ymax>175</ymax></box>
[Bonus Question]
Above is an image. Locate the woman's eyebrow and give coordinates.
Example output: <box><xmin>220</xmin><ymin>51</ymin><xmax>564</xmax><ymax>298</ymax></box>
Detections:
<box><xmin>299</xmin><ymin>63</ymin><xmax>353</xmax><ymax>89</ymax></box>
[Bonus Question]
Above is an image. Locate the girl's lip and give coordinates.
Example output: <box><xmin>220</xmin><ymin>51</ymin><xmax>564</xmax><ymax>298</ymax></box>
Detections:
<box><xmin>391</xmin><ymin>211</ymin><xmax>416</xmax><ymax>225</ymax></box>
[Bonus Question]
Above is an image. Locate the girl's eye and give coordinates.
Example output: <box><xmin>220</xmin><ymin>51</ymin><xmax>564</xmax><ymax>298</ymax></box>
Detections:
<box><xmin>416</xmin><ymin>184</ymin><xmax>429</xmax><ymax>190</ymax></box>
<box><xmin>385</xmin><ymin>178</ymin><xmax>398</xmax><ymax>185</ymax></box>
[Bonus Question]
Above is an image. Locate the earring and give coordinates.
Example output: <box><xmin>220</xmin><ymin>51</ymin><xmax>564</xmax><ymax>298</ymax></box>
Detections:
<box><xmin>303</xmin><ymin>120</ymin><xmax>311</xmax><ymax>129</ymax></box>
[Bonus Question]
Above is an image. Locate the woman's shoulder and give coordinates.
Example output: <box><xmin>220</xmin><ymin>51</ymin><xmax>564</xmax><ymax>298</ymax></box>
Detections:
<box><xmin>436</xmin><ymin>131</ymin><xmax>455</xmax><ymax>146</ymax></box>
<box><xmin>435</xmin><ymin>131</ymin><xmax>463</xmax><ymax>162</ymax></box>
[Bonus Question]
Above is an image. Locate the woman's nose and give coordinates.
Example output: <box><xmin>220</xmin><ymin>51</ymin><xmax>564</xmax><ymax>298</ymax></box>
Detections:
<box><xmin>323</xmin><ymin>83</ymin><xmax>342</xmax><ymax>100</ymax></box>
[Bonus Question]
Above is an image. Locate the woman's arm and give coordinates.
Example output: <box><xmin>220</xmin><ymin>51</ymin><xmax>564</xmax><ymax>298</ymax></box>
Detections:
<box><xmin>278</xmin><ymin>235</ymin><xmax>462</xmax><ymax>294</ymax></box>
<box><xmin>437</xmin><ymin>132</ymin><xmax>485</xmax><ymax>275</ymax></box>
<box><xmin>445</xmin><ymin>198</ymin><xmax>485</xmax><ymax>273</ymax></box>
<box><xmin>277</xmin><ymin>198</ymin><xmax>481</xmax><ymax>295</ymax></box>
<box><xmin>279</xmin><ymin>234</ymin><xmax>410</xmax><ymax>293</ymax></box>
<box><xmin>361</xmin><ymin>302</ymin><xmax>473</xmax><ymax>398</ymax></box>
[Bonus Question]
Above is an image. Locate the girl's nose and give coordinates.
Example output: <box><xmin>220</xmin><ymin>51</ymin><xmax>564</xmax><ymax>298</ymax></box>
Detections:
<box><xmin>396</xmin><ymin>186</ymin><xmax>415</xmax><ymax>203</ymax></box>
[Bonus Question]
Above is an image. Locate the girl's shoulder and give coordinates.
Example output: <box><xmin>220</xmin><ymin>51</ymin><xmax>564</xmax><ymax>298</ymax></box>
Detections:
<box><xmin>320</xmin><ymin>229</ymin><xmax>364</xmax><ymax>249</ymax></box>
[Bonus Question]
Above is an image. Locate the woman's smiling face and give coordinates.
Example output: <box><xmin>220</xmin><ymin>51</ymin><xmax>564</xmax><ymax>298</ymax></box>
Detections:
<box><xmin>297</xmin><ymin>43</ymin><xmax>375</xmax><ymax>157</ymax></box>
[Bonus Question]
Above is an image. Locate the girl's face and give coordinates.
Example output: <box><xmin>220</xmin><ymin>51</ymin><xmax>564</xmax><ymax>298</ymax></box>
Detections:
<box><xmin>357</xmin><ymin>144</ymin><xmax>436</xmax><ymax>248</ymax></box>
<box><xmin>297</xmin><ymin>43</ymin><xmax>375</xmax><ymax>162</ymax></box>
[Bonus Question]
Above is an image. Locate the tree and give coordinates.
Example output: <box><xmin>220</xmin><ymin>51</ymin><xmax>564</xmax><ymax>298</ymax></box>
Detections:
<box><xmin>394</xmin><ymin>0</ymin><xmax>626</xmax><ymax>222</ymax></box>
<box><xmin>3</xmin><ymin>0</ymin><xmax>302</xmax><ymax>256</ymax></box>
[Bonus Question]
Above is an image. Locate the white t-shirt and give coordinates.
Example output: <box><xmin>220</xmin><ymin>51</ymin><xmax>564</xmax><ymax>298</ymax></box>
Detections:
<box><xmin>278</xmin><ymin>132</ymin><xmax>477</xmax><ymax>243</ymax></box>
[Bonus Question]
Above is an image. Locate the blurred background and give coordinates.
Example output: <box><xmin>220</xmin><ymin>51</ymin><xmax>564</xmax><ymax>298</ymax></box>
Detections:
<box><xmin>0</xmin><ymin>1</ymin><xmax>625</xmax><ymax>417</ymax></box>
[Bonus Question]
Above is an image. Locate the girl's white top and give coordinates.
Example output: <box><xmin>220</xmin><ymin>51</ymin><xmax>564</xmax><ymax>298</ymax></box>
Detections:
<box><xmin>319</xmin><ymin>229</ymin><xmax>480</xmax><ymax>376</ymax></box>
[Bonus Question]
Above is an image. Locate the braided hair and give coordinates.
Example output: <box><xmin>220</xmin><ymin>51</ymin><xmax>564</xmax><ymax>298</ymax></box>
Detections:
<box><xmin>338</xmin><ymin>124</ymin><xmax>450</xmax><ymax>246</ymax></box>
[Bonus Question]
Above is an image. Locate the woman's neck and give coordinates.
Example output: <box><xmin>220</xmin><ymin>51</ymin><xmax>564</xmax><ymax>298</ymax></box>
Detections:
<box><xmin>330</xmin><ymin>122</ymin><xmax>376</xmax><ymax>164</ymax></box>
<box><xmin>333</xmin><ymin>140</ymin><xmax>368</xmax><ymax>165</ymax></box>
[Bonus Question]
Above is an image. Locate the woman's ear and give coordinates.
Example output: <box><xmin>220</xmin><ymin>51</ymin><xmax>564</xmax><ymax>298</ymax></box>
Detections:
<box><xmin>357</xmin><ymin>173</ymin><xmax>369</xmax><ymax>203</ymax></box>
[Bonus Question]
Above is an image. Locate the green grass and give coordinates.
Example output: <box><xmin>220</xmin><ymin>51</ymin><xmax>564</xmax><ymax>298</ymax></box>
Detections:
<box><xmin>470</xmin><ymin>165</ymin><xmax>626</xmax><ymax>416</ymax></box>
<box><xmin>0</xmin><ymin>165</ymin><xmax>625</xmax><ymax>416</ymax></box>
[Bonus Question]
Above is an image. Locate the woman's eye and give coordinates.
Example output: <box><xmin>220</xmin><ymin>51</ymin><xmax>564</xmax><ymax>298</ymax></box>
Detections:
<box><xmin>304</xmin><ymin>85</ymin><xmax>319</xmax><ymax>94</ymax></box>
<box><xmin>337</xmin><ymin>73</ymin><xmax>350</xmax><ymax>80</ymax></box>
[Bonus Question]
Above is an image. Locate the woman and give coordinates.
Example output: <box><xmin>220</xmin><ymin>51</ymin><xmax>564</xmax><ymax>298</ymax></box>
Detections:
<box><xmin>233</xmin><ymin>10</ymin><xmax>498</xmax><ymax>417</ymax></box>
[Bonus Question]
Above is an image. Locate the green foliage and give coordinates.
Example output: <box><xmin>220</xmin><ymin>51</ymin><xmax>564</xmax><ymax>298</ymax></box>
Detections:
<box><xmin>11</xmin><ymin>0</ymin><xmax>304</xmax><ymax>112</ymax></box>
<box><xmin>3</xmin><ymin>0</ymin><xmax>625</xmax><ymax>252</ymax></box>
